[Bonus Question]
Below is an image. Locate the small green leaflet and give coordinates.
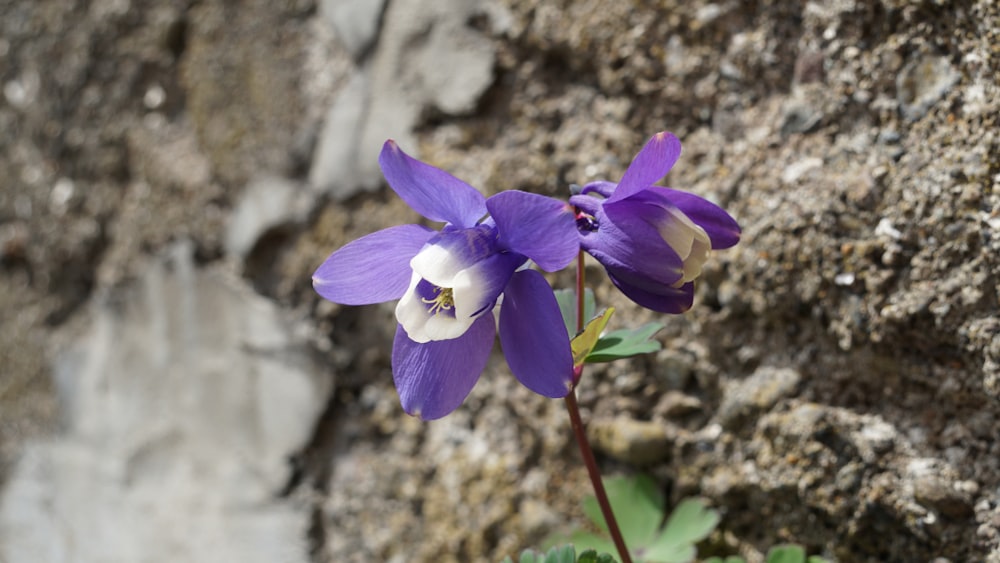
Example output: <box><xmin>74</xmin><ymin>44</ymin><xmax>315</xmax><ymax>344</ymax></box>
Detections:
<box><xmin>576</xmin><ymin>551</ymin><xmax>617</xmax><ymax>563</ymax></box>
<box><xmin>554</xmin><ymin>289</ymin><xmax>665</xmax><ymax>364</ymax></box>
<box><xmin>585</xmin><ymin>322</ymin><xmax>664</xmax><ymax>363</ymax></box>
<box><xmin>499</xmin><ymin>545</ymin><xmax>617</xmax><ymax>563</ymax></box>
<box><xmin>764</xmin><ymin>545</ymin><xmax>830</xmax><ymax>563</ymax></box>
<box><xmin>567</xmin><ymin>475</ymin><xmax>720</xmax><ymax>563</ymax></box>
<box><xmin>571</xmin><ymin>308</ymin><xmax>615</xmax><ymax>367</ymax></box>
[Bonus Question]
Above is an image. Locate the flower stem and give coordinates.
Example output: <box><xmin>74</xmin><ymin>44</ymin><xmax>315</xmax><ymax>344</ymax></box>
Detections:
<box><xmin>566</xmin><ymin>250</ymin><xmax>633</xmax><ymax>563</ymax></box>
<box><xmin>576</xmin><ymin>250</ymin><xmax>586</xmax><ymax>333</ymax></box>
<box><xmin>564</xmin><ymin>391</ymin><xmax>633</xmax><ymax>563</ymax></box>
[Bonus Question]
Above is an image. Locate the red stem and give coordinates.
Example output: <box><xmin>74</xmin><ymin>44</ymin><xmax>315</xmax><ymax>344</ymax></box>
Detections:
<box><xmin>566</xmin><ymin>250</ymin><xmax>633</xmax><ymax>563</ymax></box>
<box><xmin>564</xmin><ymin>392</ymin><xmax>633</xmax><ymax>563</ymax></box>
<box><xmin>576</xmin><ymin>251</ymin><xmax>586</xmax><ymax>333</ymax></box>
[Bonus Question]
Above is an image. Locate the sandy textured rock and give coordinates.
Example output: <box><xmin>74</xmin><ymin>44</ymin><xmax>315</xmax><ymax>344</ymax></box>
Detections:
<box><xmin>180</xmin><ymin>0</ymin><xmax>313</xmax><ymax>186</ymax></box>
<box><xmin>717</xmin><ymin>366</ymin><xmax>801</xmax><ymax>431</ymax></box>
<box><xmin>588</xmin><ymin>417</ymin><xmax>672</xmax><ymax>466</ymax></box>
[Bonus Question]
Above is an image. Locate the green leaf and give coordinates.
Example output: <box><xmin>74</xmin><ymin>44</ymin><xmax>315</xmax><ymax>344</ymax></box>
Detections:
<box><xmin>581</xmin><ymin>475</ymin><xmax>665</xmax><ymax>549</ymax></box>
<box><xmin>643</xmin><ymin>498</ymin><xmax>720</xmax><ymax>563</ymax></box>
<box><xmin>554</xmin><ymin>288</ymin><xmax>595</xmax><ymax>336</ymax></box>
<box><xmin>507</xmin><ymin>545</ymin><xmax>579</xmax><ymax>563</ymax></box>
<box><xmin>543</xmin><ymin>545</ymin><xmax>579</xmax><ymax>563</ymax></box>
<box><xmin>703</xmin><ymin>558</ymin><xmax>745</xmax><ymax>563</ymax></box>
<box><xmin>567</xmin><ymin>532</ymin><xmax>617</xmax><ymax>561</ymax></box>
<box><xmin>806</xmin><ymin>556</ymin><xmax>831</xmax><ymax>563</ymax></box>
<box><xmin>576</xmin><ymin>549</ymin><xmax>618</xmax><ymax>563</ymax></box>
<box><xmin>558</xmin><ymin>476</ymin><xmax>721</xmax><ymax>563</ymax></box>
<box><xmin>571</xmin><ymin>308</ymin><xmax>615</xmax><ymax>366</ymax></box>
<box><xmin>765</xmin><ymin>545</ymin><xmax>805</xmax><ymax>563</ymax></box>
<box><xmin>585</xmin><ymin>322</ymin><xmax>665</xmax><ymax>363</ymax></box>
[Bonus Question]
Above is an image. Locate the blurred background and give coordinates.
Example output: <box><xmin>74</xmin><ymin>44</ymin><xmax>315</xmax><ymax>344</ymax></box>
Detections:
<box><xmin>1</xmin><ymin>0</ymin><xmax>998</xmax><ymax>561</ymax></box>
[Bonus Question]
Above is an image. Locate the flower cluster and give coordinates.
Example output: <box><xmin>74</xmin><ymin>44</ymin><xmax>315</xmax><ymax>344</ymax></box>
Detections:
<box><xmin>313</xmin><ymin>133</ymin><xmax>739</xmax><ymax>419</ymax></box>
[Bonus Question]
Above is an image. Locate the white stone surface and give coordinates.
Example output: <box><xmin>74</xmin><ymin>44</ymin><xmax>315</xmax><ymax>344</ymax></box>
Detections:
<box><xmin>310</xmin><ymin>0</ymin><xmax>498</xmax><ymax>200</ymax></box>
<box><xmin>0</xmin><ymin>242</ymin><xmax>329</xmax><ymax>563</ymax></box>
<box><xmin>319</xmin><ymin>0</ymin><xmax>387</xmax><ymax>58</ymax></box>
<box><xmin>225</xmin><ymin>176</ymin><xmax>311</xmax><ymax>259</ymax></box>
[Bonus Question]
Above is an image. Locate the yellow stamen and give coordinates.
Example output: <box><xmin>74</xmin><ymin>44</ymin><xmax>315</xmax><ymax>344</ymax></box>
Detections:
<box><xmin>422</xmin><ymin>287</ymin><xmax>455</xmax><ymax>315</ymax></box>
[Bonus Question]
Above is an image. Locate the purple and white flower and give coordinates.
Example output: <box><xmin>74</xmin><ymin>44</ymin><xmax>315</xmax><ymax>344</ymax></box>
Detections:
<box><xmin>570</xmin><ymin>132</ymin><xmax>741</xmax><ymax>313</ymax></box>
<box><xmin>313</xmin><ymin>141</ymin><xmax>577</xmax><ymax>419</ymax></box>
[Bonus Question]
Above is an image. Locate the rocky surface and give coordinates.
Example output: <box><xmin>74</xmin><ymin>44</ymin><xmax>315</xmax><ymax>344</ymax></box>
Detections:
<box><xmin>1</xmin><ymin>242</ymin><xmax>328</xmax><ymax>562</ymax></box>
<box><xmin>1</xmin><ymin>0</ymin><xmax>998</xmax><ymax>562</ymax></box>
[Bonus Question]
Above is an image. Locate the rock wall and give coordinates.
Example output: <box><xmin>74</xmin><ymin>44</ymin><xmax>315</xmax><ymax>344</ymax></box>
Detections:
<box><xmin>1</xmin><ymin>0</ymin><xmax>998</xmax><ymax>562</ymax></box>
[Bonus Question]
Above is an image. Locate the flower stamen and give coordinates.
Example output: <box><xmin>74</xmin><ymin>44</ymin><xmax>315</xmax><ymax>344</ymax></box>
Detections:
<box><xmin>422</xmin><ymin>286</ymin><xmax>455</xmax><ymax>315</ymax></box>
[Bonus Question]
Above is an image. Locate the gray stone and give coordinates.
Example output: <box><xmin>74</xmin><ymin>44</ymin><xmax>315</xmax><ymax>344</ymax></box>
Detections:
<box><xmin>319</xmin><ymin>0</ymin><xmax>387</xmax><ymax>58</ymax></box>
<box><xmin>308</xmin><ymin>69</ymin><xmax>395</xmax><ymax>200</ymax></box>
<box><xmin>225</xmin><ymin>176</ymin><xmax>312</xmax><ymax>260</ymax></box>
<box><xmin>309</xmin><ymin>0</ymin><xmax>497</xmax><ymax>199</ymax></box>
<box><xmin>0</xmin><ymin>242</ymin><xmax>329</xmax><ymax>563</ymax></box>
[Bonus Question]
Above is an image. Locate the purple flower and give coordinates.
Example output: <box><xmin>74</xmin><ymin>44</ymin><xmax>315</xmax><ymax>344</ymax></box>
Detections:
<box><xmin>313</xmin><ymin>141</ymin><xmax>577</xmax><ymax>419</ymax></box>
<box><xmin>570</xmin><ymin>132</ymin><xmax>741</xmax><ymax>313</ymax></box>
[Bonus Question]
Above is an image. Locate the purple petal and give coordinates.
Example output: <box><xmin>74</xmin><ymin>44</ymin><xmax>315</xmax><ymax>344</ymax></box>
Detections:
<box><xmin>486</xmin><ymin>190</ymin><xmax>578</xmax><ymax>271</ymax></box>
<box><xmin>378</xmin><ymin>140</ymin><xmax>487</xmax><ymax>227</ymax></box>
<box><xmin>392</xmin><ymin>313</ymin><xmax>496</xmax><ymax>420</ymax></box>
<box><xmin>607</xmin><ymin>268</ymin><xmax>695</xmax><ymax>314</ymax></box>
<box><xmin>499</xmin><ymin>270</ymin><xmax>573</xmax><ymax>398</ymax></box>
<box><xmin>583</xmin><ymin>200</ymin><xmax>685</xmax><ymax>286</ymax></box>
<box><xmin>650</xmin><ymin>187</ymin><xmax>741</xmax><ymax>249</ymax></box>
<box><xmin>455</xmin><ymin>251</ymin><xmax>525</xmax><ymax>318</ymax></box>
<box><xmin>569</xmin><ymin>193</ymin><xmax>602</xmax><ymax>216</ymax></box>
<box><xmin>580</xmin><ymin>181</ymin><xmax>617</xmax><ymax>198</ymax></box>
<box><xmin>608</xmin><ymin>131</ymin><xmax>682</xmax><ymax>203</ymax></box>
<box><xmin>313</xmin><ymin>224</ymin><xmax>435</xmax><ymax>305</ymax></box>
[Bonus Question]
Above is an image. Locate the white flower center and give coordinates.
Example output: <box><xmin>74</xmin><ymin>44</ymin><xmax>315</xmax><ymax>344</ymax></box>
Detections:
<box><xmin>395</xmin><ymin>244</ymin><xmax>493</xmax><ymax>343</ymax></box>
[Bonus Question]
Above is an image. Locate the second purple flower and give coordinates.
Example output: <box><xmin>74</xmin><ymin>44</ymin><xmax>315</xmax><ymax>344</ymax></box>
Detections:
<box><xmin>570</xmin><ymin>132</ymin><xmax>741</xmax><ymax>313</ymax></box>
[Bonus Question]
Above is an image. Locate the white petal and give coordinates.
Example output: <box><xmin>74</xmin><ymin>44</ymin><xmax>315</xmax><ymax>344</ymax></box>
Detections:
<box><xmin>451</xmin><ymin>268</ymin><xmax>485</xmax><ymax>319</ymax></box>
<box><xmin>395</xmin><ymin>273</ymin><xmax>432</xmax><ymax>342</ymax></box>
<box><xmin>423</xmin><ymin>312</ymin><xmax>476</xmax><ymax>341</ymax></box>
<box><xmin>410</xmin><ymin>243</ymin><xmax>465</xmax><ymax>287</ymax></box>
<box><xmin>660</xmin><ymin>207</ymin><xmax>712</xmax><ymax>284</ymax></box>
<box><xmin>677</xmin><ymin>235</ymin><xmax>711</xmax><ymax>284</ymax></box>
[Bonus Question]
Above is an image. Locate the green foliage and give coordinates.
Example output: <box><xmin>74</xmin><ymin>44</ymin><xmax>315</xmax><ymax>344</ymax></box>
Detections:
<box><xmin>554</xmin><ymin>289</ymin><xmax>664</xmax><ymax>364</ymax></box>
<box><xmin>555</xmin><ymin>288</ymin><xmax>595</xmax><ymax>336</ymax></box>
<box><xmin>571</xmin><ymin>308</ymin><xmax>615</xmax><ymax>367</ymax></box>
<box><xmin>577</xmin><ymin>550</ymin><xmax>618</xmax><ymax>563</ymax></box>
<box><xmin>703</xmin><ymin>544</ymin><xmax>831</xmax><ymax>563</ymax></box>
<box><xmin>584</xmin><ymin>322</ymin><xmax>664</xmax><ymax>363</ymax></box>
<box><xmin>766</xmin><ymin>545</ymin><xmax>806</xmax><ymax>563</ymax></box>
<box><xmin>500</xmin><ymin>545</ymin><xmax>617</xmax><ymax>563</ymax></box>
<box><xmin>565</xmin><ymin>475</ymin><xmax>720</xmax><ymax>563</ymax></box>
